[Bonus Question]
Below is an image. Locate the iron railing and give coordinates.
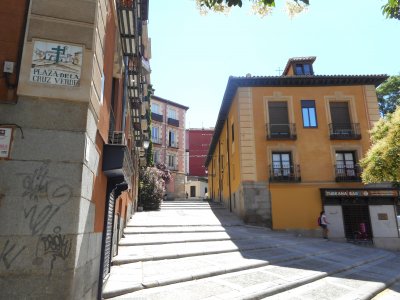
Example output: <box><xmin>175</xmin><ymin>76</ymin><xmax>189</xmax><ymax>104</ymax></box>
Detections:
<box><xmin>167</xmin><ymin>117</ymin><xmax>179</xmax><ymax>127</ymax></box>
<box><xmin>335</xmin><ymin>164</ymin><xmax>362</xmax><ymax>182</ymax></box>
<box><xmin>329</xmin><ymin>123</ymin><xmax>361</xmax><ymax>140</ymax></box>
<box><xmin>168</xmin><ymin>140</ymin><xmax>179</xmax><ymax>148</ymax></box>
<box><xmin>266</xmin><ymin>123</ymin><xmax>297</xmax><ymax>140</ymax></box>
<box><xmin>269</xmin><ymin>164</ymin><xmax>301</xmax><ymax>182</ymax></box>
<box><xmin>151</xmin><ymin>136</ymin><xmax>162</xmax><ymax>144</ymax></box>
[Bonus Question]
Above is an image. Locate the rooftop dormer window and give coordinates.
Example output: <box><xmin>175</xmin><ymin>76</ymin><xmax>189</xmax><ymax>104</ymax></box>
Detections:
<box><xmin>295</xmin><ymin>63</ymin><xmax>313</xmax><ymax>75</ymax></box>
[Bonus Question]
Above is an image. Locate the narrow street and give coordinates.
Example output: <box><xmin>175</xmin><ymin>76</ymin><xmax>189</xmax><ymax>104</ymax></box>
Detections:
<box><xmin>102</xmin><ymin>200</ymin><xmax>400</xmax><ymax>300</ymax></box>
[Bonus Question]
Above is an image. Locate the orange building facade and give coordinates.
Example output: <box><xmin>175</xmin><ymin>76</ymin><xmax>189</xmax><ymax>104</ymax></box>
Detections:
<box><xmin>206</xmin><ymin>57</ymin><xmax>399</xmax><ymax>249</ymax></box>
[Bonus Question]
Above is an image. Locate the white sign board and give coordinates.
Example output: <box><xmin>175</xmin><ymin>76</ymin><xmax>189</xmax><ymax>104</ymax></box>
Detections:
<box><xmin>0</xmin><ymin>128</ymin><xmax>12</xmax><ymax>158</ymax></box>
<box><xmin>30</xmin><ymin>41</ymin><xmax>83</xmax><ymax>87</ymax></box>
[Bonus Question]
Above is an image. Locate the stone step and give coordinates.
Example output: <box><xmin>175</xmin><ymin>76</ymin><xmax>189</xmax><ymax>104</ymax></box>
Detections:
<box><xmin>372</xmin><ymin>279</ymin><xmax>400</xmax><ymax>299</ymax></box>
<box><xmin>103</xmin><ymin>244</ymin><xmax>393</xmax><ymax>299</ymax></box>
<box><xmin>119</xmin><ymin>228</ymin><xmax>273</xmax><ymax>246</ymax></box>
<box><xmin>112</xmin><ymin>236</ymin><xmax>327</xmax><ymax>265</ymax></box>
<box><xmin>263</xmin><ymin>254</ymin><xmax>400</xmax><ymax>300</ymax></box>
<box><xmin>123</xmin><ymin>225</ymin><xmax>229</xmax><ymax>234</ymax></box>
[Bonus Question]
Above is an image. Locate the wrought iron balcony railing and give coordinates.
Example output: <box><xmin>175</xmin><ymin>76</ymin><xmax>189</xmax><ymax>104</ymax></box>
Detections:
<box><xmin>269</xmin><ymin>164</ymin><xmax>301</xmax><ymax>182</ymax></box>
<box><xmin>167</xmin><ymin>117</ymin><xmax>179</xmax><ymax>127</ymax></box>
<box><xmin>151</xmin><ymin>137</ymin><xmax>162</xmax><ymax>144</ymax></box>
<box><xmin>329</xmin><ymin>123</ymin><xmax>361</xmax><ymax>140</ymax></box>
<box><xmin>168</xmin><ymin>164</ymin><xmax>178</xmax><ymax>171</ymax></box>
<box><xmin>335</xmin><ymin>164</ymin><xmax>362</xmax><ymax>182</ymax></box>
<box><xmin>266</xmin><ymin>123</ymin><xmax>297</xmax><ymax>140</ymax></box>
<box><xmin>168</xmin><ymin>141</ymin><xmax>179</xmax><ymax>148</ymax></box>
<box><xmin>151</xmin><ymin>112</ymin><xmax>163</xmax><ymax>122</ymax></box>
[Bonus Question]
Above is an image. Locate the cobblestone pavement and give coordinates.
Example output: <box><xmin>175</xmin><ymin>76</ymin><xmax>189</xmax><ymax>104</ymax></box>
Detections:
<box><xmin>102</xmin><ymin>199</ymin><xmax>400</xmax><ymax>300</ymax></box>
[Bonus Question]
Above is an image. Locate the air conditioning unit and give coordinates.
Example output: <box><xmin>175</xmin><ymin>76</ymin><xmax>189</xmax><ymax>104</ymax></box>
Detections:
<box><xmin>110</xmin><ymin>131</ymin><xmax>126</xmax><ymax>145</ymax></box>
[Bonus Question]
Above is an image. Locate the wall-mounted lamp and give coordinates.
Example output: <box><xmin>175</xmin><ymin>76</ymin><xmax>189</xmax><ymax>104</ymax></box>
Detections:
<box><xmin>143</xmin><ymin>140</ymin><xmax>150</xmax><ymax>149</ymax></box>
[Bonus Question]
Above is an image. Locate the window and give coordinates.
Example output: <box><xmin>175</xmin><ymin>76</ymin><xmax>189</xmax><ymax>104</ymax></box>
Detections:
<box><xmin>272</xmin><ymin>152</ymin><xmax>291</xmax><ymax>177</ymax></box>
<box><xmin>330</xmin><ymin>102</ymin><xmax>352</xmax><ymax>134</ymax></box>
<box><xmin>167</xmin><ymin>154</ymin><xmax>176</xmax><ymax>168</ymax></box>
<box><xmin>168</xmin><ymin>130</ymin><xmax>176</xmax><ymax>147</ymax></box>
<box><xmin>336</xmin><ymin>151</ymin><xmax>356</xmax><ymax>176</ymax></box>
<box><xmin>231</xmin><ymin>123</ymin><xmax>235</xmax><ymax>142</ymax></box>
<box><xmin>153</xmin><ymin>150</ymin><xmax>159</xmax><ymax>164</ymax></box>
<box><xmin>151</xmin><ymin>127</ymin><xmax>160</xmax><ymax>143</ymax></box>
<box><xmin>151</xmin><ymin>103</ymin><xmax>160</xmax><ymax>114</ymax></box>
<box><xmin>301</xmin><ymin>100</ymin><xmax>317</xmax><ymax>128</ymax></box>
<box><xmin>295</xmin><ymin>63</ymin><xmax>313</xmax><ymax>75</ymax></box>
<box><xmin>168</xmin><ymin>108</ymin><xmax>177</xmax><ymax>120</ymax></box>
<box><xmin>268</xmin><ymin>101</ymin><xmax>290</xmax><ymax>137</ymax></box>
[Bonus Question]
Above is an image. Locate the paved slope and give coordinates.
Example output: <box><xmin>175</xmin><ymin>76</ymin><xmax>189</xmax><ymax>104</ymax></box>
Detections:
<box><xmin>102</xmin><ymin>200</ymin><xmax>400</xmax><ymax>300</ymax></box>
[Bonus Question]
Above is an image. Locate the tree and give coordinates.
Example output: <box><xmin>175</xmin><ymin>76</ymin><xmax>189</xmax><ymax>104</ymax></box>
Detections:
<box><xmin>382</xmin><ymin>0</ymin><xmax>400</xmax><ymax>20</ymax></box>
<box><xmin>196</xmin><ymin>0</ymin><xmax>309</xmax><ymax>17</ymax></box>
<box><xmin>360</xmin><ymin>107</ymin><xmax>400</xmax><ymax>184</ymax></box>
<box><xmin>377</xmin><ymin>75</ymin><xmax>400</xmax><ymax>116</ymax></box>
<box><xmin>196</xmin><ymin>0</ymin><xmax>400</xmax><ymax>20</ymax></box>
<box><xmin>138</xmin><ymin>164</ymin><xmax>171</xmax><ymax>210</ymax></box>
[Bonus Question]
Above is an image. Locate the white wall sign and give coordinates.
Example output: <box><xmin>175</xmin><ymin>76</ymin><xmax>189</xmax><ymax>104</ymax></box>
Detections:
<box><xmin>0</xmin><ymin>128</ymin><xmax>12</xmax><ymax>158</ymax></box>
<box><xmin>30</xmin><ymin>41</ymin><xmax>83</xmax><ymax>87</ymax></box>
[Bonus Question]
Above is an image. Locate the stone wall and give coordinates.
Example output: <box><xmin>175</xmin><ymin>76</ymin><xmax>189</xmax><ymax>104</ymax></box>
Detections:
<box><xmin>0</xmin><ymin>97</ymin><xmax>102</xmax><ymax>298</ymax></box>
<box><xmin>239</xmin><ymin>181</ymin><xmax>272</xmax><ymax>227</ymax></box>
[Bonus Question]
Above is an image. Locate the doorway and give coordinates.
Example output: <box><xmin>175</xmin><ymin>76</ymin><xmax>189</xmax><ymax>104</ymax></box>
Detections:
<box><xmin>190</xmin><ymin>186</ymin><xmax>196</xmax><ymax>197</ymax></box>
<box><xmin>342</xmin><ymin>205</ymin><xmax>373</xmax><ymax>241</ymax></box>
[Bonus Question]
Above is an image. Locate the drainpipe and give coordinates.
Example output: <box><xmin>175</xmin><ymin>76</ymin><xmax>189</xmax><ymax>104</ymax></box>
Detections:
<box><xmin>226</xmin><ymin>120</ymin><xmax>232</xmax><ymax>212</ymax></box>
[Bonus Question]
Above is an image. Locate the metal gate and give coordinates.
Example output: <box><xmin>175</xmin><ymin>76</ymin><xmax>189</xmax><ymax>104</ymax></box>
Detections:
<box><xmin>342</xmin><ymin>205</ymin><xmax>372</xmax><ymax>241</ymax></box>
<box><xmin>102</xmin><ymin>190</ymin><xmax>115</xmax><ymax>279</ymax></box>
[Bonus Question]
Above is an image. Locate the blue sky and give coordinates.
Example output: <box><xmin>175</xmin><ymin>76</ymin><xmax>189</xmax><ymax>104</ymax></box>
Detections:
<box><xmin>148</xmin><ymin>0</ymin><xmax>400</xmax><ymax>129</ymax></box>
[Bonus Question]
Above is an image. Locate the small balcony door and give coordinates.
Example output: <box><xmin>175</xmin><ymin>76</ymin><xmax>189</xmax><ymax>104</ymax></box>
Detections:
<box><xmin>336</xmin><ymin>151</ymin><xmax>356</xmax><ymax>177</ymax></box>
<box><xmin>330</xmin><ymin>102</ymin><xmax>351</xmax><ymax>132</ymax></box>
<box><xmin>268</xmin><ymin>101</ymin><xmax>290</xmax><ymax>137</ymax></box>
<box><xmin>272</xmin><ymin>152</ymin><xmax>291</xmax><ymax>177</ymax></box>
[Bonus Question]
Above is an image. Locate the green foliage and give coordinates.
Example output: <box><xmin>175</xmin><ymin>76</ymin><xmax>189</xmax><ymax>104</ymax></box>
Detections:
<box><xmin>377</xmin><ymin>75</ymin><xmax>400</xmax><ymax>116</ymax></box>
<box><xmin>146</xmin><ymin>141</ymin><xmax>153</xmax><ymax>166</ymax></box>
<box><xmin>360</xmin><ymin>107</ymin><xmax>400</xmax><ymax>184</ymax></box>
<box><xmin>198</xmin><ymin>0</ymin><xmax>308</xmax><ymax>8</ymax></box>
<box><xmin>197</xmin><ymin>0</ymin><xmax>398</xmax><ymax>20</ymax></box>
<box><xmin>382</xmin><ymin>0</ymin><xmax>400</xmax><ymax>20</ymax></box>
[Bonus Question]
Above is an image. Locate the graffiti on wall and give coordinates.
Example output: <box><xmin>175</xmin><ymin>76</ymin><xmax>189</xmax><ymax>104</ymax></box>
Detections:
<box><xmin>33</xmin><ymin>226</ymin><xmax>72</xmax><ymax>276</ymax></box>
<box><xmin>0</xmin><ymin>240</ymin><xmax>27</xmax><ymax>270</ymax></box>
<box><xmin>20</xmin><ymin>163</ymin><xmax>72</xmax><ymax>235</ymax></box>
<box><xmin>0</xmin><ymin>163</ymin><xmax>75</xmax><ymax>274</ymax></box>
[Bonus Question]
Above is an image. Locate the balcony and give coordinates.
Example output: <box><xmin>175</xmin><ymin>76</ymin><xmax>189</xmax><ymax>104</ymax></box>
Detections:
<box><xmin>108</xmin><ymin>131</ymin><xmax>126</xmax><ymax>145</ymax></box>
<box><xmin>167</xmin><ymin>117</ymin><xmax>179</xmax><ymax>127</ymax></box>
<box><xmin>168</xmin><ymin>164</ymin><xmax>178</xmax><ymax>171</ymax></box>
<box><xmin>152</xmin><ymin>137</ymin><xmax>162</xmax><ymax>144</ymax></box>
<box><xmin>103</xmin><ymin>144</ymin><xmax>134</xmax><ymax>182</ymax></box>
<box><xmin>335</xmin><ymin>164</ymin><xmax>362</xmax><ymax>182</ymax></box>
<box><xmin>168</xmin><ymin>140</ymin><xmax>179</xmax><ymax>148</ymax></box>
<box><xmin>151</xmin><ymin>112</ymin><xmax>163</xmax><ymax>122</ymax></box>
<box><xmin>269</xmin><ymin>165</ymin><xmax>301</xmax><ymax>182</ymax></box>
<box><xmin>329</xmin><ymin>123</ymin><xmax>361</xmax><ymax>140</ymax></box>
<box><xmin>266</xmin><ymin>123</ymin><xmax>296</xmax><ymax>140</ymax></box>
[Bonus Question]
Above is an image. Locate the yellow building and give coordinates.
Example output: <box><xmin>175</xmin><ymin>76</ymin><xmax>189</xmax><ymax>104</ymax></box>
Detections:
<box><xmin>205</xmin><ymin>57</ymin><xmax>398</xmax><ymax>242</ymax></box>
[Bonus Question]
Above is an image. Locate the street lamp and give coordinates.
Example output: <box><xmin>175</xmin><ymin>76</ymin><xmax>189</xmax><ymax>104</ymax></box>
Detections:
<box><xmin>143</xmin><ymin>139</ymin><xmax>150</xmax><ymax>149</ymax></box>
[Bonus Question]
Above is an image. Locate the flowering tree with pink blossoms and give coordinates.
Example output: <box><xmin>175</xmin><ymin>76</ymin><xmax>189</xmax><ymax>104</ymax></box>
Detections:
<box><xmin>138</xmin><ymin>163</ymin><xmax>171</xmax><ymax>210</ymax></box>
